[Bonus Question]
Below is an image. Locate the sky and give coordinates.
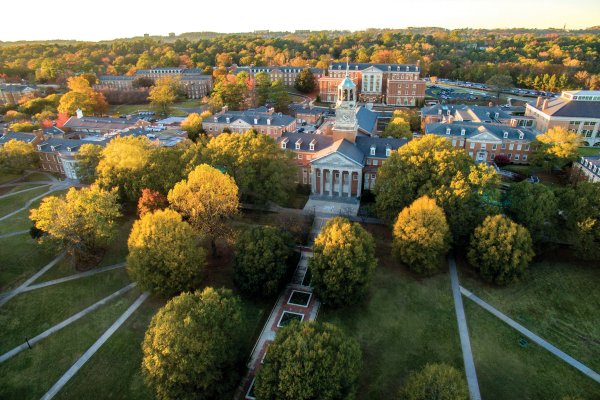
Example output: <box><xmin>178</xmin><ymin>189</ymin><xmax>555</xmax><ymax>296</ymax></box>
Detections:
<box><xmin>1</xmin><ymin>0</ymin><xmax>599</xmax><ymax>42</ymax></box>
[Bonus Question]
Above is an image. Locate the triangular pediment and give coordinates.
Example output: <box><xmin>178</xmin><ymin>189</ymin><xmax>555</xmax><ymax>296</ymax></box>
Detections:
<box><xmin>470</xmin><ymin>131</ymin><xmax>502</xmax><ymax>143</ymax></box>
<box><xmin>231</xmin><ymin>119</ymin><xmax>252</xmax><ymax>127</ymax></box>
<box><xmin>311</xmin><ymin>151</ymin><xmax>363</xmax><ymax>167</ymax></box>
<box><xmin>362</xmin><ymin>66</ymin><xmax>383</xmax><ymax>73</ymax></box>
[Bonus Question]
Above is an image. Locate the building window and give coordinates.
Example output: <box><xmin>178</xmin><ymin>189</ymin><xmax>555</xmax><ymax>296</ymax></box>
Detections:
<box><xmin>298</xmin><ymin>154</ymin><xmax>303</xmax><ymax>159</ymax></box>
<box><xmin>371</xmin><ymin>174</ymin><xmax>376</xmax><ymax>179</ymax></box>
<box><xmin>491</xmin><ymin>153</ymin><xmax>495</xmax><ymax>160</ymax></box>
<box><xmin>373</xmin><ymin>159</ymin><xmax>378</xmax><ymax>166</ymax></box>
<box><xmin>492</xmin><ymin>144</ymin><xmax>497</xmax><ymax>150</ymax></box>
<box><xmin>517</xmin><ymin>144</ymin><xmax>522</xmax><ymax>151</ymax></box>
<box><xmin>515</xmin><ymin>154</ymin><xmax>520</xmax><ymax>161</ymax></box>
<box><xmin>523</xmin><ymin>154</ymin><xmax>528</xmax><ymax>161</ymax></box>
<box><xmin>370</xmin><ymin>146</ymin><xmax>375</xmax><ymax>156</ymax></box>
<box><xmin>353</xmin><ymin>174</ymin><xmax>357</xmax><ymax>181</ymax></box>
<box><xmin>469</xmin><ymin>151</ymin><xmax>473</xmax><ymax>157</ymax></box>
<box><xmin>508</xmin><ymin>153</ymin><xmax>512</xmax><ymax>160</ymax></box>
<box><xmin>501</xmin><ymin>143</ymin><xmax>506</xmax><ymax>150</ymax></box>
<box><xmin>525</xmin><ymin>144</ymin><xmax>530</xmax><ymax>151</ymax></box>
<box><xmin>509</xmin><ymin>143</ymin><xmax>514</xmax><ymax>150</ymax></box>
<box><xmin>470</xmin><ymin>142</ymin><xmax>475</xmax><ymax>149</ymax></box>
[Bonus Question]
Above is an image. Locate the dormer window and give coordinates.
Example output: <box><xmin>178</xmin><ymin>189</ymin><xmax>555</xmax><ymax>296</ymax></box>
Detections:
<box><xmin>370</xmin><ymin>145</ymin><xmax>376</xmax><ymax>156</ymax></box>
<box><xmin>519</xmin><ymin>132</ymin><xmax>524</xmax><ymax>140</ymax></box>
<box><xmin>503</xmin><ymin>131</ymin><xmax>509</xmax><ymax>139</ymax></box>
<box><xmin>254</xmin><ymin>118</ymin><xmax>258</xmax><ymax>124</ymax></box>
<box><xmin>446</xmin><ymin>127</ymin><xmax>451</xmax><ymax>135</ymax></box>
<box><xmin>309</xmin><ymin>139</ymin><xmax>316</xmax><ymax>151</ymax></box>
<box><xmin>494</xmin><ymin>112</ymin><xmax>499</xmax><ymax>119</ymax></box>
<box><xmin>460</xmin><ymin>128</ymin><xmax>466</xmax><ymax>136</ymax></box>
<box><xmin>267</xmin><ymin>118</ymin><xmax>271</xmax><ymax>125</ymax></box>
<box><xmin>281</xmin><ymin>138</ymin><xmax>288</xmax><ymax>149</ymax></box>
<box><xmin>295</xmin><ymin>139</ymin><xmax>302</xmax><ymax>150</ymax></box>
<box><xmin>225</xmin><ymin>117</ymin><xmax>230</xmax><ymax>124</ymax></box>
<box><xmin>385</xmin><ymin>146</ymin><xmax>391</xmax><ymax>157</ymax></box>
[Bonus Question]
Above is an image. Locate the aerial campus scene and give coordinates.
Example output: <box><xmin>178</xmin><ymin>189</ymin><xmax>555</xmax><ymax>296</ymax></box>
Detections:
<box><xmin>0</xmin><ymin>0</ymin><xmax>599</xmax><ymax>399</ymax></box>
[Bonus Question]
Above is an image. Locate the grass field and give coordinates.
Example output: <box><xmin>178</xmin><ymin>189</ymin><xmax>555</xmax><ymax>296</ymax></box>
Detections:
<box><xmin>0</xmin><ymin>185</ymin><xmax>51</xmax><ymax>216</ymax></box>
<box><xmin>0</xmin><ymin>173</ymin><xmax>21</xmax><ymax>185</ymax></box>
<box><xmin>466</xmin><ymin>300</ymin><xmax>600</xmax><ymax>399</ymax></box>
<box><xmin>458</xmin><ymin>255</ymin><xmax>600</xmax><ymax>373</ymax></box>
<box><xmin>0</xmin><ymin>288</ymin><xmax>141</xmax><ymax>400</ymax></box>
<box><xmin>578</xmin><ymin>147</ymin><xmax>600</xmax><ymax>157</ymax></box>
<box><xmin>0</xmin><ymin>188</ymin><xmax>69</xmax><ymax>236</ymax></box>
<box><xmin>320</xmin><ymin>224</ymin><xmax>463</xmax><ymax>399</ymax></box>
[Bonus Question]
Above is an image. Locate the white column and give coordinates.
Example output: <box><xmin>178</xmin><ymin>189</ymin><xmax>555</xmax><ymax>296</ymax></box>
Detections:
<box><xmin>329</xmin><ymin>169</ymin><xmax>334</xmax><ymax>196</ymax></box>
<box><xmin>311</xmin><ymin>167</ymin><xmax>316</xmax><ymax>194</ymax></box>
<box><xmin>357</xmin><ymin>170</ymin><xmax>362</xmax><ymax>198</ymax></box>
<box><xmin>321</xmin><ymin>168</ymin><xmax>325</xmax><ymax>196</ymax></box>
<box><xmin>338</xmin><ymin>170</ymin><xmax>344</xmax><ymax>197</ymax></box>
<box><xmin>348</xmin><ymin>171</ymin><xmax>352</xmax><ymax>198</ymax></box>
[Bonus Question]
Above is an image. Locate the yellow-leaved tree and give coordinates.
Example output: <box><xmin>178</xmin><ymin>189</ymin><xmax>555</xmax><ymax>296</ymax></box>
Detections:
<box><xmin>531</xmin><ymin>126</ymin><xmax>582</xmax><ymax>170</ymax></box>
<box><xmin>393</xmin><ymin>196</ymin><xmax>450</xmax><ymax>275</ymax></box>
<box><xmin>30</xmin><ymin>186</ymin><xmax>121</xmax><ymax>267</ymax></box>
<box><xmin>57</xmin><ymin>76</ymin><xmax>108</xmax><ymax>116</ymax></box>
<box><xmin>127</xmin><ymin>208</ymin><xmax>205</xmax><ymax>295</ymax></box>
<box><xmin>168</xmin><ymin>164</ymin><xmax>239</xmax><ymax>255</ymax></box>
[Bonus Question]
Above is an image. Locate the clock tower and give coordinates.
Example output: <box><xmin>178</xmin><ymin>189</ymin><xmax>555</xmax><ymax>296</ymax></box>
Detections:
<box><xmin>332</xmin><ymin>63</ymin><xmax>358</xmax><ymax>143</ymax></box>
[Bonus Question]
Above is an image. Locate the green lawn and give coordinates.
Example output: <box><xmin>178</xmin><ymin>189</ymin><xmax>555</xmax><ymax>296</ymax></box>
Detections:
<box><xmin>0</xmin><ymin>188</ymin><xmax>69</xmax><ymax>236</ymax></box>
<box><xmin>320</xmin><ymin>224</ymin><xmax>463</xmax><ymax>399</ymax></box>
<box><xmin>0</xmin><ymin>288</ymin><xmax>141</xmax><ymax>400</ymax></box>
<box><xmin>578</xmin><ymin>147</ymin><xmax>600</xmax><ymax>157</ymax></box>
<box><xmin>466</xmin><ymin>301</ymin><xmax>600</xmax><ymax>399</ymax></box>
<box><xmin>0</xmin><ymin>185</ymin><xmax>51</xmax><ymax>217</ymax></box>
<box><xmin>0</xmin><ymin>234</ymin><xmax>58</xmax><ymax>292</ymax></box>
<box><xmin>0</xmin><ymin>268</ymin><xmax>132</xmax><ymax>354</ymax></box>
<box><xmin>458</xmin><ymin>257</ymin><xmax>600</xmax><ymax>373</ymax></box>
<box><xmin>0</xmin><ymin>183</ymin><xmax>45</xmax><ymax>196</ymax></box>
<box><xmin>0</xmin><ymin>173</ymin><xmax>21</xmax><ymax>184</ymax></box>
<box><xmin>23</xmin><ymin>172</ymin><xmax>55</xmax><ymax>182</ymax></box>
<box><xmin>109</xmin><ymin>104</ymin><xmax>151</xmax><ymax>115</ymax></box>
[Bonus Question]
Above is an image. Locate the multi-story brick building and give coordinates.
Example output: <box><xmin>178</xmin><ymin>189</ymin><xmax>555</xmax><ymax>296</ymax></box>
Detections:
<box><xmin>202</xmin><ymin>106</ymin><xmax>296</xmax><ymax>137</ymax></box>
<box><xmin>425</xmin><ymin>122</ymin><xmax>536</xmax><ymax>164</ymax></box>
<box><xmin>231</xmin><ymin>66</ymin><xmax>324</xmax><ymax>87</ymax></box>
<box><xmin>525</xmin><ymin>90</ymin><xmax>600</xmax><ymax>147</ymax></box>
<box><xmin>420</xmin><ymin>104</ymin><xmax>533</xmax><ymax>131</ymax></box>
<box><xmin>319</xmin><ymin>62</ymin><xmax>425</xmax><ymax>107</ymax></box>
<box><xmin>96</xmin><ymin>68</ymin><xmax>213</xmax><ymax>99</ymax></box>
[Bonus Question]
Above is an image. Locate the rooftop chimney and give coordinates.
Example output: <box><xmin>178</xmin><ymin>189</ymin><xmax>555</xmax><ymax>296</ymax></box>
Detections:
<box><xmin>536</xmin><ymin>96</ymin><xmax>543</xmax><ymax>108</ymax></box>
<box><xmin>542</xmin><ymin>99</ymin><xmax>549</xmax><ymax>110</ymax></box>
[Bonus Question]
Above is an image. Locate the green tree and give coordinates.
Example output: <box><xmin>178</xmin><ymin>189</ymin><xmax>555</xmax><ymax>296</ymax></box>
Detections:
<box><xmin>560</xmin><ymin>182</ymin><xmax>600</xmax><ymax>260</ymax></box>
<box><xmin>8</xmin><ymin>122</ymin><xmax>40</xmax><ymax>132</ymax></box>
<box><xmin>255</xmin><ymin>321</ymin><xmax>361</xmax><ymax>400</ymax></box>
<box><xmin>127</xmin><ymin>209</ymin><xmax>205</xmax><ymax>295</ymax></box>
<box><xmin>96</xmin><ymin>136</ymin><xmax>155</xmax><ymax>202</ymax></box>
<box><xmin>209</xmin><ymin>74</ymin><xmax>248</xmax><ymax>111</ymax></box>
<box><xmin>468</xmin><ymin>215</ymin><xmax>534</xmax><ymax>285</ymax></box>
<box><xmin>383</xmin><ymin>116</ymin><xmax>412</xmax><ymax>139</ymax></box>
<box><xmin>270</xmin><ymin>79</ymin><xmax>290</xmax><ymax>112</ymax></box>
<box><xmin>233</xmin><ymin>226</ymin><xmax>293</xmax><ymax>298</ymax></box>
<box><xmin>486</xmin><ymin>74</ymin><xmax>513</xmax><ymax>99</ymax></box>
<box><xmin>294</xmin><ymin>68</ymin><xmax>317</xmax><ymax>93</ymax></box>
<box><xmin>74</xmin><ymin>143</ymin><xmax>103</xmax><ymax>184</ymax></box>
<box><xmin>58</xmin><ymin>76</ymin><xmax>108</xmax><ymax>116</ymax></box>
<box><xmin>0</xmin><ymin>140</ymin><xmax>38</xmax><ymax>174</ymax></box>
<box><xmin>393</xmin><ymin>196</ymin><xmax>450</xmax><ymax>275</ymax></box>
<box><xmin>168</xmin><ymin>164</ymin><xmax>239</xmax><ymax>255</ymax></box>
<box><xmin>142</xmin><ymin>288</ymin><xmax>244</xmax><ymax>400</ymax></box>
<box><xmin>205</xmin><ymin>131</ymin><xmax>296</xmax><ymax>205</ymax></box>
<box><xmin>141</xmin><ymin>144</ymin><xmax>192</xmax><ymax>195</ymax></box>
<box><xmin>148</xmin><ymin>77</ymin><xmax>181</xmax><ymax>115</ymax></box>
<box><xmin>507</xmin><ymin>182</ymin><xmax>558</xmax><ymax>244</ymax></box>
<box><xmin>374</xmin><ymin>135</ymin><xmax>499</xmax><ymax>241</ymax></box>
<box><xmin>531</xmin><ymin>126</ymin><xmax>582</xmax><ymax>170</ymax></box>
<box><xmin>30</xmin><ymin>186</ymin><xmax>121</xmax><ymax>266</ymax></box>
<box><xmin>132</xmin><ymin>76</ymin><xmax>155</xmax><ymax>88</ymax></box>
<box><xmin>309</xmin><ymin>217</ymin><xmax>376</xmax><ymax>306</ymax></box>
<box><xmin>254</xmin><ymin>71</ymin><xmax>272</xmax><ymax>106</ymax></box>
<box><xmin>398</xmin><ymin>363</ymin><xmax>468</xmax><ymax>400</ymax></box>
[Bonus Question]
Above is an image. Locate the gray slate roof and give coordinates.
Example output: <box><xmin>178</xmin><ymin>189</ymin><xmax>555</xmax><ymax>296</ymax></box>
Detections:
<box><xmin>0</xmin><ymin>132</ymin><xmax>37</xmax><ymax>145</ymax></box>
<box><xmin>425</xmin><ymin>122</ymin><xmax>536</xmax><ymax>142</ymax></box>
<box><xmin>356</xmin><ymin>136</ymin><xmax>408</xmax><ymax>158</ymax></box>
<box><xmin>330</xmin><ymin>62</ymin><xmax>419</xmax><ymax>72</ymax></box>
<box><xmin>534</xmin><ymin>96</ymin><xmax>600</xmax><ymax>118</ymax></box>
<box><xmin>277</xmin><ymin>132</ymin><xmax>333</xmax><ymax>152</ymax></box>
<box><xmin>210</xmin><ymin>108</ymin><xmax>295</xmax><ymax>127</ymax></box>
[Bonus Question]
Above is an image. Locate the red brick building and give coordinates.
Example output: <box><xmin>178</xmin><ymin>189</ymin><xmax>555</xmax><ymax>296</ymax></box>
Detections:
<box><xmin>319</xmin><ymin>62</ymin><xmax>425</xmax><ymax>107</ymax></box>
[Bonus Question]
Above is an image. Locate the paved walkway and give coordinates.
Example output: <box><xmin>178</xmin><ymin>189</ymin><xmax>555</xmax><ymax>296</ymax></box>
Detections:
<box><xmin>0</xmin><ymin>253</ymin><xmax>65</xmax><ymax>308</ymax></box>
<box><xmin>237</xmin><ymin>216</ymin><xmax>326</xmax><ymax>399</ymax></box>
<box><xmin>41</xmin><ymin>291</ymin><xmax>150</xmax><ymax>400</ymax></box>
<box><xmin>0</xmin><ymin>230</ymin><xmax>29</xmax><ymax>239</ymax></box>
<box><xmin>460</xmin><ymin>286</ymin><xmax>600</xmax><ymax>384</ymax></box>
<box><xmin>20</xmin><ymin>262</ymin><xmax>126</xmax><ymax>294</ymax></box>
<box><xmin>0</xmin><ymin>283</ymin><xmax>136</xmax><ymax>363</ymax></box>
<box><xmin>0</xmin><ymin>184</ymin><xmax>51</xmax><ymax>200</ymax></box>
<box><xmin>448</xmin><ymin>257</ymin><xmax>481</xmax><ymax>400</ymax></box>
